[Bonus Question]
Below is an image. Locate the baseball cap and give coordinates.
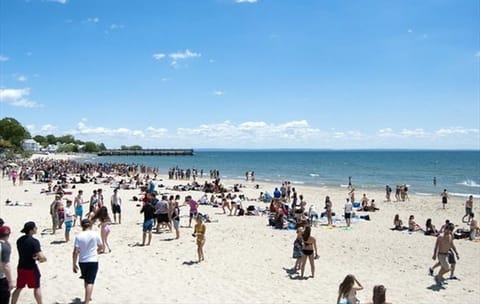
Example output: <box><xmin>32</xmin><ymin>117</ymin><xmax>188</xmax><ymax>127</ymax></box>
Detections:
<box><xmin>0</xmin><ymin>225</ymin><xmax>11</xmax><ymax>237</ymax></box>
<box><xmin>20</xmin><ymin>221</ymin><xmax>36</xmax><ymax>233</ymax></box>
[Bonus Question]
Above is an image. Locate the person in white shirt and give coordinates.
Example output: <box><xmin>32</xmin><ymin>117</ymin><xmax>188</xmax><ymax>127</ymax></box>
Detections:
<box><xmin>64</xmin><ymin>200</ymin><xmax>75</xmax><ymax>242</ymax></box>
<box><xmin>344</xmin><ymin>198</ymin><xmax>353</xmax><ymax>227</ymax></box>
<box><xmin>110</xmin><ymin>189</ymin><xmax>122</xmax><ymax>224</ymax></box>
<box><xmin>72</xmin><ymin>219</ymin><xmax>102</xmax><ymax>304</ymax></box>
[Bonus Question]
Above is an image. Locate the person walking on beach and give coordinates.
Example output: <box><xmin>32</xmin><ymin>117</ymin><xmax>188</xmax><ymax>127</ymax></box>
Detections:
<box><xmin>441</xmin><ymin>189</ymin><xmax>448</xmax><ymax>209</ymax></box>
<box><xmin>50</xmin><ymin>195</ymin><xmax>61</xmax><ymax>235</ymax></box>
<box><xmin>0</xmin><ymin>225</ymin><xmax>13</xmax><ymax>304</ymax></box>
<box><xmin>337</xmin><ymin>274</ymin><xmax>364</xmax><ymax>304</ymax></box>
<box><xmin>462</xmin><ymin>195</ymin><xmax>474</xmax><ymax>223</ymax></box>
<box><xmin>432</xmin><ymin>223</ymin><xmax>459</xmax><ymax>285</ymax></box>
<box><xmin>344</xmin><ymin>198</ymin><xmax>353</xmax><ymax>227</ymax></box>
<box><xmin>92</xmin><ymin>207</ymin><xmax>112</xmax><ymax>253</ymax></box>
<box><xmin>11</xmin><ymin>221</ymin><xmax>47</xmax><ymax>304</ymax></box>
<box><xmin>110</xmin><ymin>188</ymin><xmax>122</xmax><ymax>224</ymax></box>
<box><xmin>171</xmin><ymin>200</ymin><xmax>181</xmax><ymax>239</ymax></box>
<box><xmin>72</xmin><ymin>219</ymin><xmax>102</xmax><ymax>304</ymax></box>
<box><xmin>193</xmin><ymin>214</ymin><xmax>206</xmax><ymax>262</ymax></box>
<box><xmin>385</xmin><ymin>185</ymin><xmax>392</xmax><ymax>202</ymax></box>
<box><xmin>299</xmin><ymin>225</ymin><xmax>318</xmax><ymax>279</ymax></box>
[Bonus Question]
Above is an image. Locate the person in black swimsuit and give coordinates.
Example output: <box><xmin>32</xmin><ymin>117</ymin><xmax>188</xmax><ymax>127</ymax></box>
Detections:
<box><xmin>300</xmin><ymin>226</ymin><xmax>318</xmax><ymax>279</ymax></box>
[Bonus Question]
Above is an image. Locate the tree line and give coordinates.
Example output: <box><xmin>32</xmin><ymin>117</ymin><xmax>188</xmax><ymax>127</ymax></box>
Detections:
<box><xmin>0</xmin><ymin>117</ymin><xmax>108</xmax><ymax>155</ymax></box>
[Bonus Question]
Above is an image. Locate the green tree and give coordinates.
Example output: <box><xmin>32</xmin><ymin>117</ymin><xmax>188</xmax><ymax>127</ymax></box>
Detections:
<box><xmin>98</xmin><ymin>143</ymin><xmax>107</xmax><ymax>151</ymax></box>
<box><xmin>0</xmin><ymin>117</ymin><xmax>31</xmax><ymax>150</ymax></box>
<box><xmin>58</xmin><ymin>134</ymin><xmax>75</xmax><ymax>144</ymax></box>
<box><xmin>46</xmin><ymin>134</ymin><xmax>57</xmax><ymax>145</ymax></box>
<box><xmin>83</xmin><ymin>141</ymin><xmax>100</xmax><ymax>153</ymax></box>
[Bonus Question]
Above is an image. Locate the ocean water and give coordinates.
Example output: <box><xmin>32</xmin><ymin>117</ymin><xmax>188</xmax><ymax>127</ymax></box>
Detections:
<box><xmin>81</xmin><ymin>150</ymin><xmax>480</xmax><ymax>198</ymax></box>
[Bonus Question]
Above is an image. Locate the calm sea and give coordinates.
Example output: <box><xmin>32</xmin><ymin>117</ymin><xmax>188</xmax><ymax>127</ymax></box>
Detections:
<box><xmin>81</xmin><ymin>150</ymin><xmax>480</xmax><ymax>198</ymax></box>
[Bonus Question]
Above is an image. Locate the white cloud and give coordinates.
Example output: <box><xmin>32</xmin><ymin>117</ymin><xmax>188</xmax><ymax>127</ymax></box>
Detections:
<box><xmin>0</xmin><ymin>55</ymin><xmax>9</xmax><ymax>62</ymax></box>
<box><xmin>152</xmin><ymin>53</ymin><xmax>166</xmax><ymax>60</ymax></box>
<box><xmin>169</xmin><ymin>49</ymin><xmax>201</xmax><ymax>61</ymax></box>
<box><xmin>153</xmin><ymin>49</ymin><xmax>201</xmax><ymax>67</ymax></box>
<box><xmin>236</xmin><ymin>0</ymin><xmax>258</xmax><ymax>3</ymax></box>
<box><xmin>83</xmin><ymin>17</ymin><xmax>100</xmax><ymax>24</ymax></box>
<box><xmin>436</xmin><ymin>127</ymin><xmax>479</xmax><ymax>136</ymax></box>
<box><xmin>0</xmin><ymin>88</ymin><xmax>42</xmax><ymax>108</ymax></box>
<box><xmin>49</xmin><ymin>0</ymin><xmax>68</xmax><ymax>3</ymax></box>
<box><xmin>378</xmin><ymin>128</ymin><xmax>427</xmax><ymax>138</ymax></box>
<box><xmin>110</xmin><ymin>24</ymin><xmax>125</xmax><ymax>30</ymax></box>
<box><xmin>213</xmin><ymin>90</ymin><xmax>224</xmax><ymax>96</ymax></box>
<box><xmin>17</xmin><ymin>75</ymin><xmax>28</xmax><ymax>82</ymax></box>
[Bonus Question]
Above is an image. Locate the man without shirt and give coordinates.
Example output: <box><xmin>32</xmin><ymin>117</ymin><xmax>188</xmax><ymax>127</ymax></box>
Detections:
<box><xmin>432</xmin><ymin>223</ymin><xmax>459</xmax><ymax>285</ymax></box>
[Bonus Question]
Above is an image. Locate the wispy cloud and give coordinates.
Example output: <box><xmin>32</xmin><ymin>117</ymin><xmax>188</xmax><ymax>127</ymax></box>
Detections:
<box><xmin>110</xmin><ymin>24</ymin><xmax>125</xmax><ymax>30</ymax></box>
<box><xmin>153</xmin><ymin>49</ymin><xmax>201</xmax><ymax>67</ymax></box>
<box><xmin>83</xmin><ymin>17</ymin><xmax>100</xmax><ymax>24</ymax></box>
<box><xmin>169</xmin><ymin>49</ymin><xmax>201</xmax><ymax>61</ymax></box>
<box><xmin>153</xmin><ymin>53</ymin><xmax>166</xmax><ymax>60</ymax></box>
<box><xmin>0</xmin><ymin>88</ymin><xmax>42</xmax><ymax>108</ymax></box>
<box><xmin>0</xmin><ymin>55</ymin><xmax>9</xmax><ymax>62</ymax></box>
<box><xmin>436</xmin><ymin>127</ymin><xmax>479</xmax><ymax>136</ymax></box>
<box><xmin>27</xmin><ymin>124</ymin><xmax>58</xmax><ymax>134</ymax></box>
<box><xmin>236</xmin><ymin>0</ymin><xmax>258</xmax><ymax>3</ymax></box>
<box><xmin>17</xmin><ymin>75</ymin><xmax>28</xmax><ymax>82</ymax></box>
<box><xmin>475</xmin><ymin>51</ymin><xmax>480</xmax><ymax>57</ymax></box>
<box><xmin>213</xmin><ymin>90</ymin><xmax>224</xmax><ymax>96</ymax></box>
<box><xmin>49</xmin><ymin>0</ymin><xmax>68</xmax><ymax>3</ymax></box>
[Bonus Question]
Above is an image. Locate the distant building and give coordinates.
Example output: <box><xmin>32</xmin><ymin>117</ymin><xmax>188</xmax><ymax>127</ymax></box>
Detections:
<box><xmin>46</xmin><ymin>144</ymin><xmax>58</xmax><ymax>153</ymax></box>
<box><xmin>22</xmin><ymin>139</ymin><xmax>40</xmax><ymax>152</ymax></box>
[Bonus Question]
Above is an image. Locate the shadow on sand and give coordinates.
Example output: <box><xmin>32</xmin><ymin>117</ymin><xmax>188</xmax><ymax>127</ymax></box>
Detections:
<box><xmin>68</xmin><ymin>297</ymin><xmax>82</xmax><ymax>304</ymax></box>
<box><xmin>182</xmin><ymin>260</ymin><xmax>199</xmax><ymax>266</ymax></box>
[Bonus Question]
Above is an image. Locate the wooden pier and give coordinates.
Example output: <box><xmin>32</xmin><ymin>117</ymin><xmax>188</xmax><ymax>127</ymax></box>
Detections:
<box><xmin>97</xmin><ymin>149</ymin><xmax>194</xmax><ymax>156</ymax></box>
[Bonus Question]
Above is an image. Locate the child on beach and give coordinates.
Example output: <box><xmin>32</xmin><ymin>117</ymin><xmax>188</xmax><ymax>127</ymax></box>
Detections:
<box><xmin>193</xmin><ymin>214</ymin><xmax>206</xmax><ymax>262</ymax></box>
<box><xmin>64</xmin><ymin>200</ymin><xmax>75</xmax><ymax>242</ymax></box>
<box><xmin>337</xmin><ymin>274</ymin><xmax>364</xmax><ymax>304</ymax></box>
<box><xmin>292</xmin><ymin>227</ymin><xmax>304</xmax><ymax>272</ymax></box>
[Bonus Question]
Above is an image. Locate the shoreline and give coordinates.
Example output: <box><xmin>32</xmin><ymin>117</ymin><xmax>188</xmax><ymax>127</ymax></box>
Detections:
<box><xmin>1</xmin><ymin>154</ymin><xmax>479</xmax><ymax>303</ymax></box>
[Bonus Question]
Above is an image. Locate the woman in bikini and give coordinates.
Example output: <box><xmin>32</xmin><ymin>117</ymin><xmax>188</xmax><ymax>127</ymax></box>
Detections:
<box><xmin>92</xmin><ymin>206</ymin><xmax>112</xmax><ymax>253</ymax></box>
<box><xmin>193</xmin><ymin>214</ymin><xmax>206</xmax><ymax>262</ymax></box>
<box><xmin>337</xmin><ymin>274</ymin><xmax>364</xmax><ymax>304</ymax></box>
<box><xmin>299</xmin><ymin>225</ymin><xmax>318</xmax><ymax>279</ymax></box>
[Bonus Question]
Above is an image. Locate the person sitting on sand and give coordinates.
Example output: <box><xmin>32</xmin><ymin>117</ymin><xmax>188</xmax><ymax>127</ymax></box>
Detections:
<box><xmin>408</xmin><ymin>215</ymin><xmax>423</xmax><ymax>232</ymax></box>
<box><xmin>337</xmin><ymin>274</ymin><xmax>363</xmax><ymax>304</ymax></box>
<box><xmin>392</xmin><ymin>214</ymin><xmax>407</xmax><ymax>231</ymax></box>
<box><xmin>366</xmin><ymin>285</ymin><xmax>392</xmax><ymax>304</ymax></box>
<box><xmin>424</xmin><ymin>218</ymin><xmax>439</xmax><ymax>236</ymax></box>
<box><xmin>361</xmin><ymin>194</ymin><xmax>369</xmax><ymax>211</ymax></box>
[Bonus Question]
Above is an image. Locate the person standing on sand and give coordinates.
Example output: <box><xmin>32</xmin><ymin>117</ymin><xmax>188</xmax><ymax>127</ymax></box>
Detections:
<box><xmin>186</xmin><ymin>195</ymin><xmax>199</xmax><ymax>228</ymax></box>
<box><xmin>110</xmin><ymin>188</ymin><xmax>122</xmax><ymax>224</ymax></box>
<box><xmin>299</xmin><ymin>225</ymin><xmax>317</xmax><ymax>279</ymax></box>
<box><xmin>432</xmin><ymin>223</ymin><xmax>459</xmax><ymax>285</ymax></box>
<box><xmin>72</xmin><ymin>219</ymin><xmax>102</xmax><ymax>304</ymax></box>
<box><xmin>441</xmin><ymin>189</ymin><xmax>448</xmax><ymax>209</ymax></box>
<box><xmin>140</xmin><ymin>193</ymin><xmax>155</xmax><ymax>246</ymax></box>
<box><xmin>11</xmin><ymin>221</ymin><xmax>47</xmax><ymax>304</ymax></box>
<box><xmin>193</xmin><ymin>214</ymin><xmax>206</xmax><ymax>262</ymax></box>
<box><xmin>462</xmin><ymin>195</ymin><xmax>474</xmax><ymax>223</ymax></box>
<box><xmin>0</xmin><ymin>225</ymin><xmax>14</xmax><ymax>304</ymax></box>
<box><xmin>344</xmin><ymin>198</ymin><xmax>353</xmax><ymax>227</ymax></box>
<box><xmin>64</xmin><ymin>200</ymin><xmax>75</xmax><ymax>242</ymax></box>
<box><xmin>74</xmin><ymin>190</ymin><xmax>86</xmax><ymax>226</ymax></box>
<box><xmin>325</xmin><ymin>196</ymin><xmax>333</xmax><ymax>226</ymax></box>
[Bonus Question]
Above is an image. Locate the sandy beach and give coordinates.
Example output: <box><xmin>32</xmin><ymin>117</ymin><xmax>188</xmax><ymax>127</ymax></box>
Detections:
<box><xmin>0</xmin><ymin>154</ymin><xmax>479</xmax><ymax>304</ymax></box>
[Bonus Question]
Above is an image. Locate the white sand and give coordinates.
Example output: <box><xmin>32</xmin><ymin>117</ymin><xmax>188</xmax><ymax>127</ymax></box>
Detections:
<box><xmin>0</xmin><ymin>158</ymin><xmax>479</xmax><ymax>303</ymax></box>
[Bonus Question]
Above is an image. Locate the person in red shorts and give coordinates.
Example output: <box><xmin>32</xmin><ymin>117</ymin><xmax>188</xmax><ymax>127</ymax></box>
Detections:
<box><xmin>11</xmin><ymin>221</ymin><xmax>47</xmax><ymax>304</ymax></box>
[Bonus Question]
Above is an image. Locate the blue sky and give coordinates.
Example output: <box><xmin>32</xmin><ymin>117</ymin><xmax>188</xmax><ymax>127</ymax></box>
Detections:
<box><xmin>0</xmin><ymin>0</ymin><xmax>479</xmax><ymax>149</ymax></box>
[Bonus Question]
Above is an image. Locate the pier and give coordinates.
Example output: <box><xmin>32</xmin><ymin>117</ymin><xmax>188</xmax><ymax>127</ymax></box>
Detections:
<box><xmin>97</xmin><ymin>149</ymin><xmax>194</xmax><ymax>156</ymax></box>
